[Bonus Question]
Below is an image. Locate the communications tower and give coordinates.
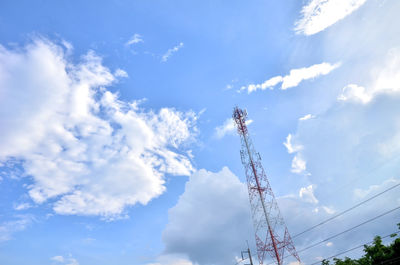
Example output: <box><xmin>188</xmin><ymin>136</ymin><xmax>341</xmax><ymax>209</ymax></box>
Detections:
<box><xmin>233</xmin><ymin>107</ymin><xmax>301</xmax><ymax>265</ymax></box>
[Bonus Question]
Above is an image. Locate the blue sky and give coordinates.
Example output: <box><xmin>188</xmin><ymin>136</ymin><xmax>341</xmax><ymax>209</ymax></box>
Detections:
<box><xmin>0</xmin><ymin>0</ymin><xmax>400</xmax><ymax>265</ymax></box>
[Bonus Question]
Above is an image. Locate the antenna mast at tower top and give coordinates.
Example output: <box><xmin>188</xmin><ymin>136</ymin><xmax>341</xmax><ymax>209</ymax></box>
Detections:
<box><xmin>233</xmin><ymin>107</ymin><xmax>301</xmax><ymax>265</ymax></box>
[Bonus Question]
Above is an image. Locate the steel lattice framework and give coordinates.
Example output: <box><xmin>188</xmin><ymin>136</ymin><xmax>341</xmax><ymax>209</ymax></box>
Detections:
<box><xmin>233</xmin><ymin>107</ymin><xmax>301</xmax><ymax>265</ymax></box>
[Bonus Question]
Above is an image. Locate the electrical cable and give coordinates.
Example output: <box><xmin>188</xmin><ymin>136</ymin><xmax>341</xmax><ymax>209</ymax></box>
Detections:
<box><xmin>266</xmin><ymin>206</ymin><xmax>400</xmax><ymax>265</ymax></box>
<box><xmin>292</xmin><ymin>182</ymin><xmax>400</xmax><ymax>239</ymax></box>
<box><xmin>308</xmin><ymin>230</ymin><xmax>399</xmax><ymax>265</ymax></box>
<box><xmin>296</xmin><ymin>205</ymin><xmax>400</xmax><ymax>254</ymax></box>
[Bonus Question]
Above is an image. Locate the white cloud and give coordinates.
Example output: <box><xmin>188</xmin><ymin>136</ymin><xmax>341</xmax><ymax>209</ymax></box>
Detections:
<box><xmin>291</xmin><ymin>155</ymin><xmax>307</xmax><ymax>174</ymax></box>
<box><xmin>284</xmin><ymin>134</ymin><xmax>307</xmax><ymax>174</ymax></box>
<box><xmin>338</xmin><ymin>84</ymin><xmax>372</xmax><ymax>103</ymax></box>
<box><xmin>162</xmin><ymin>167</ymin><xmax>253</xmax><ymax>265</ymax></box>
<box><xmin>284</xmin><ymin>134</ymin><xmax>303</xmax><ymax>154</ymax></box>
<box><xmin>243</xmin><ymin>62</ymin><xmax>340</xmax><ymax>93</ymax></box>
<box><xmin>114</xmin><ymin>68</ymin><xmax>128</xmax><ymax>78</ymax></box>
<box><xmin>215</xmin><ymin>118</ymin><xmax>253</xmax><ymax>139</ymax></box>
<box><xmin>125</xmin><ymin>33</ymin><xmax>143</xmax><ymax>46</ymax></box>
<box><xmin>0</xmin><ymin>39</ymin><xmax>197</xmax><ymax>219</ymax></box>
<box><xmin>244</xmin><ymin>75</ymin><xmax>283</xmax><ymax>93</ymax></box>
<box><xmin>161</xmin><ymin>42</ymin><xmax>184</xmax><ymax>62</ymax></box>
<box><xmin>281</xmin><ymin>62</ymin><xmax>341</xmax><ymax>90</ymax></box>
<box><xmin>299</xmin><ymin>185</ymin><xmax>319</xmax><ymax>204</ymax></box>
<box><xmin>338</xmin><ymin>48</ymin><xmax>400</xmax><ymax>104</ymax></box>
<box><xmin>299</xmin><ymin>114</ymin><xmax>315</xmax><ymax>121</ymax></box>
<box><xmin>295</xmin><ymin>0</ymin><xmax>367</xmax><ymax>35</ymax></box>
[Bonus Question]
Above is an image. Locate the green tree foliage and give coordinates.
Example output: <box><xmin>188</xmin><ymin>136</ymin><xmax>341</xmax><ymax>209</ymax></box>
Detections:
<box><xmin>321</xmin><ymin>223</ymin><xmax>400</xmax><ymax>265</ymax></box>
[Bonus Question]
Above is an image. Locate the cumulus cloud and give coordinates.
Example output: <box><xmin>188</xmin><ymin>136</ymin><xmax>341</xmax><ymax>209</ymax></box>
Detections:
<box><xmin>0</xmin><ymin>39</ymin><xmax>197</xmax><ymax>219</ymax></box>
<box><xmin>162</xmin><ymin>167</ymin><xmax>253</xmax><ymax>265</ymax></box>
<box><xmin>295</xmin><ymin>0</ymin><xmax>367</xmax><ymax>35</ymax></box>
<box><xmin>242</xmin><ymin>62</ymin><xmax>340</xmax><ymax>93</ymax></box>
<box><xmin>161</xmin><ymin>42</ymin><xmax>184</xmax><ymax>62</ymax></box>
<box><xmin>338</xmin><ymin>84</ymin><xmax>371</xmax><ymax>104</ymax></box>
<box><xmin>338</xmin><ymin>48</ymin><xmax>400</xmax><ymax>104</ymax></box>
<box><xmin>160</xmin><ymin>168</ymin><xmax>356</xmax><ymax>265</ymax></box>
<box><xmin>215</xmin><ymin>118</ymin><xmax>253</xmax><ymax>139</ymax></box>
<box><xmin>125</xmin><ymin>33</ymin><xmax>143</xmax><ymax>46</ymax></box>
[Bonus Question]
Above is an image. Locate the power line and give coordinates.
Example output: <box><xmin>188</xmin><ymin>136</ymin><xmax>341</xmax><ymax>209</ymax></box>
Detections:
<box><xmin>292</xmin><ymin>182</ymin><xmax>400</xmax><ymax>239</ymax></box>
<box><xmin>309</xmin><ymin>231</ymin><xmax>399</xmax><ymax>265</ymax></box>
<box><xmin>296</xmin><ymin>205</ymin><xmax>400</xmax><ymax>254</ymax></box>
<box><xmin>266</xmin><ymin>206</ymin><xmax>400</xmax><ymax>265</ymax></box>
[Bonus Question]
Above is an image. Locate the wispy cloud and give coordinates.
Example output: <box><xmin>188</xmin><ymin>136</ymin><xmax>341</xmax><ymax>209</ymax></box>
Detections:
<box><xmin>283</xmin><ymin>134</ymin><xmax>303</xmax><ymax>154</ymax></box>
<box><xmin>13</xmin><ymin>202</ymin><xmax>32</xmax><ymax>211</ymax></box>
<box><xmin>295</xmin><ymin>0</ymin><xmax>367</xmax><ymax>35</ymax></box>
<box><xmin>125</xmin><ymin>33</ymin><xmax>143</xmax><ymax>46</ymax></box>
<box><xmin>241</xmin><ymin>62</ymin><xmax>340</xmax><ymax>93</ymax></box>
<box><xmin>299</xmin><ymin>114</ymin><xmax>315</xmax><ymax>121</ymax></box>
<box><xmin>0</xmin><ymin>215</ymin><xmax>34</xmax><ymax>242</ymax></box>
<box><xmin>161</xmin><ymin>42</ymin><xmax>184</xmax><ymax>62</ymax></box>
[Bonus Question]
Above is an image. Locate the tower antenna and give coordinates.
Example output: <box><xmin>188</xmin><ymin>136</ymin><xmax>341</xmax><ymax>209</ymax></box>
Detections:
<box><xmin>233</xmin><ymin>107</ymin><xmax>301</xmax><ymax>265</ymax></box>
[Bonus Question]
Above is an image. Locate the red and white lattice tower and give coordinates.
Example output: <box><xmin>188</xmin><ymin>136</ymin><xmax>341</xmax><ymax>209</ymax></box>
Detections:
<box><xmin>233</xmin><ymin>107</ymin><xmax>301</xmax><ymax>265</ymax></box>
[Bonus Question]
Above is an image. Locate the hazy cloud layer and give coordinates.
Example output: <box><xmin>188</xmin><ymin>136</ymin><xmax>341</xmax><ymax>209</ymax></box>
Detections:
<box><xmin>125</xmin><ymin>33</ymin><xmax>143</xmax><ymax>46</ymax></box>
